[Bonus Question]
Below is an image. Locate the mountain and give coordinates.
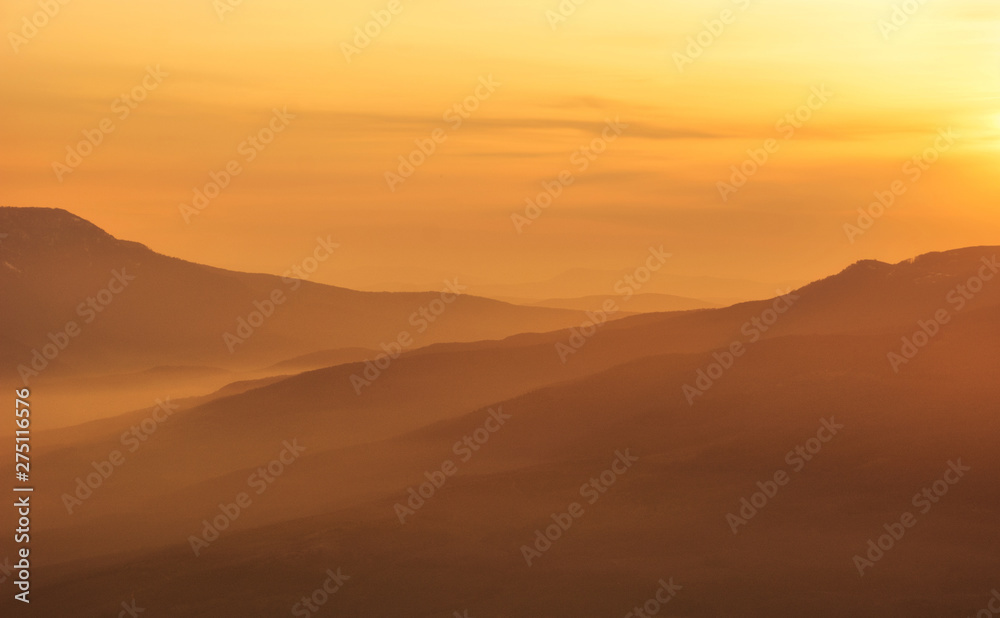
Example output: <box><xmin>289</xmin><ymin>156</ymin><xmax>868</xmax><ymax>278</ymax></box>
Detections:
<box><xmin>467</xmin><ymin>267</ymin><xmax>802</xmax><ymax>306</ymax></box>
<box><xmin>6</xmin><ymin>243</ymin><xmax>1000</xmax><ymax>616</ymax></box>
<box><xmin>28</xmin><ymin>318</ymin><xmax>1000</xmax><ymax>617</ymax></box>
<box><xmin>330</xmin><ymin>266</ymin><xmax>801</xmax><ymax>305</ymax></box>
<box><xmin>528</xmin><ymin>292</ymin><xmax>718</xmax><ymax>313</ymax></box>
<box><xmin>0</xmin><ymin>207</ymin><xmax>590</xmax><ymax>374</ymax></box>
<box><xmin>0</xmin><ymin>207</ymin><xmax>593</xmax><ymax>426</ymax></box>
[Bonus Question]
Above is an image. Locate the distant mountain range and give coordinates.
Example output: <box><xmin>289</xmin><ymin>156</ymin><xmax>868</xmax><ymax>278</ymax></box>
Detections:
<box><xmin>330</xmin><ymin>265</ymin><xmax>801</xmax><ymax>306</ymax></box>
<box><xmin>527</xmin><ymin>292</ymin><xmax>719</xmax><ymax>313</ymax></box>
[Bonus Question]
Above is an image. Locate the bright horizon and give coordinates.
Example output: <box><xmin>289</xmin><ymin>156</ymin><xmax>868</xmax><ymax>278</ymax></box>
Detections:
<box><xmin>3</xmin><ymin>0</ymin><xmax>999</xmax><ymax>295</ymax></box>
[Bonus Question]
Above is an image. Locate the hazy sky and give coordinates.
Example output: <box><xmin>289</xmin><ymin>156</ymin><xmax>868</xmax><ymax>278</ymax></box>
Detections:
<box><xmin>2</xmin><ymin>0</ymin><xmax>998</xmax><ymax>292</ymax></box>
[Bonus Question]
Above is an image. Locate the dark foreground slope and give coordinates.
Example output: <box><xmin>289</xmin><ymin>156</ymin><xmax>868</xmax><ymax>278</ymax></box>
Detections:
<box><xmin>15</xmin><ymin>304</ymin><xmax>1000</xmax><ymax>618</ymax></box>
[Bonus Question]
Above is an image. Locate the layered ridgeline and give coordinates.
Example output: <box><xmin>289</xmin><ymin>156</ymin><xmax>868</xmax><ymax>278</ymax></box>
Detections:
<box><xmin>0</xmin><ymin>206</ymin><xmax>587</xmax><ymax>380</ymax></box>
<box><xmin>12</xmin><ymin>242</ymin><xmax>1000</xmax><ymax>616</ymax></box>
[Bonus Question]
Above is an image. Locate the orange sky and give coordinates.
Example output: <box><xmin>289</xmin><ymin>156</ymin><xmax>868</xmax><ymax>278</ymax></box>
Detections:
<box><xmin>1</xmin><ymin>0</ymin><xmax>998</xmax><ymax>294</ymax></box>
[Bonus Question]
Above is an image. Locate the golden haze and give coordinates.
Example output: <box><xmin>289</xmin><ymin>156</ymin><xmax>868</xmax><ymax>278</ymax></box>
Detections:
<box><xmin>1</xmin><ymin>0</ymin><xmax>998</xmax><ymax>290</ymax></box>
